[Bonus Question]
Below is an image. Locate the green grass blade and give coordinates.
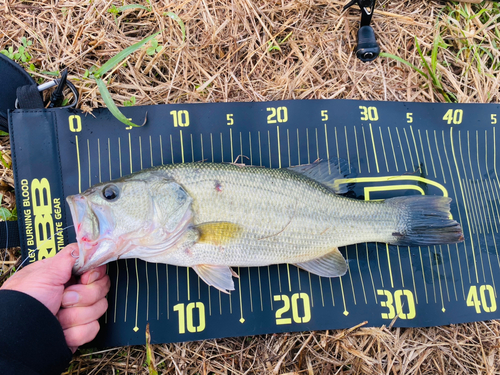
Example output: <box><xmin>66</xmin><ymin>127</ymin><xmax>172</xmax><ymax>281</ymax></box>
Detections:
<box><xmin>41</xmin><ymin>70</ymin><xmax>60</xmax><ymax>76</ymax></box>
<box><xmin>146</xmin><ymin>323</ymin><xmax>158</xmax><ymax>375</ymax></box>
<box><xmin>164</xmin><ymin>12</ymin><xmax>185</xmax><ymax>42</ymax></box>
<box><xmin>379</xmin><ymin>52</ymin><xmax>428</xmax><ymax>79</ymax></box>
<box><xmin>415</xmin><ymin>37</ymin><xmax>436</xmax><ymax>84</ymax></box>
<box><xmin>415</xmin><ymin>37</ymin><xmax>452</xmax><ymax>103</ymax></box>
<box><xmin>0</xmin><ymin>151</ymin><xmax>10</xmax><ymax>168</ymax></box>
<box><xmin>95</xmin><ymin>78</ymin><xmax>145</xmax><ymax>127</ymax></box>
<box><xmin>94</xmin><ymin>31</ymin><xmax>161</xmax><ymax>77</ymax></box>
<box><xmin>117</xmin><ymin>4</ymin><xmax>150</xmax><ymax>12</ymax></box>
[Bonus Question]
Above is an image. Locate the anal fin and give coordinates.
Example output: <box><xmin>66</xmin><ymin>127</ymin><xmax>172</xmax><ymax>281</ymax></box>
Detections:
<box><xmin>294</xmin><ymin>248</ymin><xmax>347</xmax><ymax>278</ymax></box>
<box><xmin>192</xmin><ymin>264</ymin><xmax>236</xmax><ymax>293</ymax></box>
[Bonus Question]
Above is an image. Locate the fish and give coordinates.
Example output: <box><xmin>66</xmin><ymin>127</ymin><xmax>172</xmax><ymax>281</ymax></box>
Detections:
<box><xmin>66</xmin><ymin>160</ymin><xmax>464</xmax><ymax>293</ymax></box>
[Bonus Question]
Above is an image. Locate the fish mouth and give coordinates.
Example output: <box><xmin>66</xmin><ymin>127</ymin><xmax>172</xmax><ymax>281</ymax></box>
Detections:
<box><xmin>66</xmin><ymin>195</ymin><xmax>117</xmax><ymax>275</ymax></box>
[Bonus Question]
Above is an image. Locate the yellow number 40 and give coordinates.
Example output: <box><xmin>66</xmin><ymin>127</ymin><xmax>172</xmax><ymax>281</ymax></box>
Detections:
<box><xmin>466</xmin><ymin>285</ymin><xmax>497</xmax><ymax>314</ymax></box>
<box><xmin>443</xmin><ymin>109</ymin><xmax>463</xmax><ymax>125</ymax></box>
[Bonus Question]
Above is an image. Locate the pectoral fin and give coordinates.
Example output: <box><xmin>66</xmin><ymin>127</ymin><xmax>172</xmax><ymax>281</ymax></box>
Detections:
<box><xmin>192</xmin><ymin>264</ymin><xmax>236</xmax><ymax>293</ymax></box>
<box><xmin>294</xmin><ymin>248</ymin><xmax>347</xmax><ymax>277</ymax></box>
<box><xmin>197</xmin><ymin>222</ymin><xmax>243</xmax><ymax>246</ymax></box>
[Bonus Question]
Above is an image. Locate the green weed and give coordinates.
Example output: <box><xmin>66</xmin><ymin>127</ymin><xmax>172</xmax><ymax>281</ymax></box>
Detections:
<box><xmin>124</xmin><ymin>96</ymin><xmax>136</xmax><ymax>106</ymax></box>
<box><xmin>146</xmin><ymin>39</ymin><xmax>162</xmax><ymax>56</ymax></box>
<box><xmin>381</xmin><ymin>18</ymin><xmax>456</xmax><ymax>103</ymax></box>
<box><xmin>1</xmin><ymin>37</ymin><xmax>32</xmax><ymax>63</ymax></box>
<box><xmin>415</xmin><ymin>33</ymin><xmax>455</xmax><ymax>103</ymax></box>
<box><xmin>0</xmin><ymin>194</ymin><xmax>17</xmax><ymax>222</ymax></box>
<box><xmin>445</xmin><ymin>2</ymin><xmax>500</xmax><ymax>75</ymax></box>
<box><xmin>108</xmin><ymin>2</ymin><xmax>152</xmax><ymax>23</ymax></box>
<box><xmin>267</xmin><ymin>31</ymin><xmax>293</xmax><ymax>52</ymax></box>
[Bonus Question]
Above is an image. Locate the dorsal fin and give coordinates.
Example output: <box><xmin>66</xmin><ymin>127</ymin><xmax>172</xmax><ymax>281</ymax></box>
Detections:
<box><xmin>288</xmin><ymin>158</ymin><xmax>354</xmax><ymax>194</ymax></box>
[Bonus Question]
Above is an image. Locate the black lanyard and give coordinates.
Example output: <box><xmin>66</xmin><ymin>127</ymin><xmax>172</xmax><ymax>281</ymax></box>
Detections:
<box><xmin>343</xmin><ymin>0</ymin><xmax>380</xmax><ymax>62</ymax></box>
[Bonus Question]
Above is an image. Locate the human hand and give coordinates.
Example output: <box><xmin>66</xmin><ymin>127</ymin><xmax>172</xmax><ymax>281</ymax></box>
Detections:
<box><xmin>1</xmin><ymin>243</ymin><xmax>110</xmax><ymax>352</ymax></box>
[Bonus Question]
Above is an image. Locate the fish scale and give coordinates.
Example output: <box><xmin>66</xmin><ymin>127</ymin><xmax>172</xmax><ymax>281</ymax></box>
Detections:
<box><xmin>150</xmin><ymin>163</ymin><xmax>401</xmax><ymax>266</ymax></box>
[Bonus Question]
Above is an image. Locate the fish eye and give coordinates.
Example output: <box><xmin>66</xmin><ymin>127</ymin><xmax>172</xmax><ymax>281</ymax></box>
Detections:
<box><xmin>102</xmin><ymin>184</ymin><xmax>120</xmax><ymax>202</ymax></box>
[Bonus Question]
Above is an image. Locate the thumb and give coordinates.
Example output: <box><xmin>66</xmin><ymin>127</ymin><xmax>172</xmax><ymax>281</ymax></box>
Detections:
<box><xmin>40</xmin><ymin>243</ymin><xmax>78</xmax><ymax>285</ymax></box>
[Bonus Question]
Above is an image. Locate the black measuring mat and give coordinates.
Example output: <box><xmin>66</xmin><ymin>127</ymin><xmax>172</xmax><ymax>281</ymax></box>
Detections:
<box><xmin>9</xmin><ymin>99</ymin><xmax>500</xmax><ymax>347</ymax></box>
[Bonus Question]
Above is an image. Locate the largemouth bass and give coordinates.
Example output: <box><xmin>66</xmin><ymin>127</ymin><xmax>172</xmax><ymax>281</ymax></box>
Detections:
<box><xmin>67</xmin><ymin>161</ymin><xmax>463</xmax><ymax>293</ymax></box>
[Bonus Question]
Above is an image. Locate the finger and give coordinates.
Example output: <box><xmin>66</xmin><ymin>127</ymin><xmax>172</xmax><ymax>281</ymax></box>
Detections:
<box><xmin>63</xmin><ymin>321</ymin><xmax>100</xmax><ymax>349</ymax></box>
<box><xmin>80</xmin><ymin>264</ymin><xmax>108</xmax><ymax>285</ymax></box>
<box><xmin>1</xmin><ymin>243</ymin><xmax>78</xmax><ymax>296</ymax></box>
<box><xmin>61</xmin><ymin>275</ymin><xmax>110</xmax><ymax>307</ymax></box>
<box><xmin>39</xmin><ymin>243</ymin><xmax>79</xmax><ymax>285</ymax></box>
<box><xmin>57</xmin><ymin>298</ymin><xmax>108</xmax><ymax>330</ymax></box>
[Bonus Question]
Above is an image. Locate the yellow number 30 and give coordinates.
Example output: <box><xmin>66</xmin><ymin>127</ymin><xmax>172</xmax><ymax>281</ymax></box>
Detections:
<box><xmin>359</xmin><ymin>106</ymin><xmax>379</xmax><ymax>121</ymax></box>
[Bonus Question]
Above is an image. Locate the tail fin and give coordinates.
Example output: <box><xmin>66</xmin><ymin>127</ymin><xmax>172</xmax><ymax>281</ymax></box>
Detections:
<box><xmin>386</xmin><ymin>196</ymin><xmax>464</xmax><ymax>246</ymax></box>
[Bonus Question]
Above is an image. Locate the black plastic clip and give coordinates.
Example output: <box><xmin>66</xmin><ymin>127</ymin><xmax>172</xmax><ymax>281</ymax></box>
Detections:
<box><xmin>343</xmin><ymin>0</ymin><xmax>380</xmax><ymax>62</ymax></box>
<box><xmin>15</xmin><ymin>68</ymin><xmax>79</xmax><ymax>109</ymax></box>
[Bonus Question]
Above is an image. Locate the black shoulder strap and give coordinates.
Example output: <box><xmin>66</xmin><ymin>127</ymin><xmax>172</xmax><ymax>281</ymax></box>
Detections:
<box><xmin>16</xmin><ymin>85</ymin><xmax>44</xmax><ymax>109</ymax></box>
<box><xmin>0</xmin><ymin>53</ymin><xmax>40</xmax><ymax>132</ymax></box>
<box><xmin>0</xmin><ymin>220</ymin><xmax>20</xmax><ymax>248</ymax></box>
<box><xmin>0</xmin><ymin>111</ymin><xmax>7</xmax><ymax>131</ymax></box>
<box><xmin>0</xmin><ymin>55</ymin><xmax>43</xmax><ymax>248</ymax></box>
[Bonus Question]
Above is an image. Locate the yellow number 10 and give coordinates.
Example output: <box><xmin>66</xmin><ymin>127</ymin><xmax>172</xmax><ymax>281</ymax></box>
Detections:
<box><xmin>170</xmin><ymin>110</ymin><xmax>190</xmax><ymax>127</ymax></box>
<box><xmin>173</xmin><ymin>302</ymin><xmax>206</xmax><ymax>334</ymax></box>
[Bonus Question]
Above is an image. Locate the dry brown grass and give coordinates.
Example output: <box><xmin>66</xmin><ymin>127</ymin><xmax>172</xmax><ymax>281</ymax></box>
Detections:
<box><xmin>1</xmin><ymin>0</ymin><xmax>500</xmax><ymax>374</ymax></box>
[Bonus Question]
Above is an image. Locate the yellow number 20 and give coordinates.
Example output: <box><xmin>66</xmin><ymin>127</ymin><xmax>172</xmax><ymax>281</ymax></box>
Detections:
<box><xmin>274</xmin><ymin>293</ymin><xmax>311</xmax><ymax>325</ymax></box>
<box><xmin>267</xmin><ymin>107</ymin><xmax>288</xmax><ymax>124</ymax></box>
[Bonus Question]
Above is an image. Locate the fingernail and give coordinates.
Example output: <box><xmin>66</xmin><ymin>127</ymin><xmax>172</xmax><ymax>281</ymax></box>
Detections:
<box><xmin>88</xmin><ymin>271</ymin><xmax>100</xmax><ymax>284</ymax></box>
<box><xmin>62</xmin><ymin>291</ymin><xmax>79</xmax><ymax>306</ymax></box>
